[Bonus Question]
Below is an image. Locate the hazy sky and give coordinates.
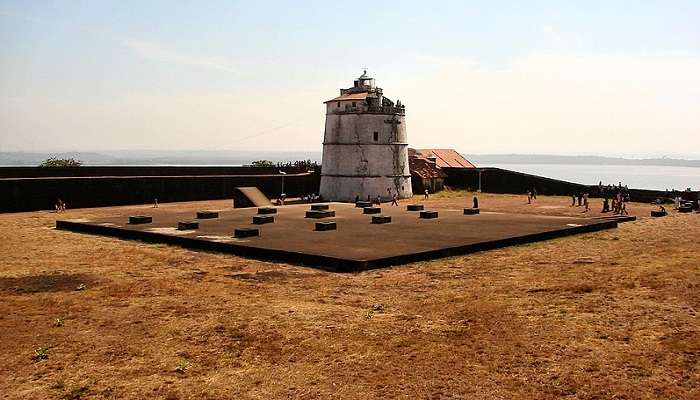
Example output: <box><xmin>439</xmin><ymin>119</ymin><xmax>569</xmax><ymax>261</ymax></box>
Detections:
<box><xmin>1</xmin><ymin>1</ymin><xmax>699</xmax><ymax>157</ymax></box>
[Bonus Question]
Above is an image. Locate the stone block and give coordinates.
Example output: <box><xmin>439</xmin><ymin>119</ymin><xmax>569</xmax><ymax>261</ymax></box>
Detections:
<box><xmin>464</xmin><ymin>208</ymin><xmax>480</xmax><ymax>215</ymax></box>
<box><xmin>257</xmin><ymin>207</ymin><xmax>277</xmax><ymax>215</ymax></box>
<box><xmin>310</xmin><ymin>204</ymin><xmax>329</xmax><ymax>211</ymax></box>
<box><xmin>177</xmin><ymin>221</ymin><xmax>199</xmax><ymax>230</ymax></box>
<box><xmin>363</xmin><ymin>207</ymin><xmax>381</xmax><ymax>214</ymax></box>
<box><xmin>128</xmin><ymin>215</ymin><xmax>152</xmax><ymax>224</ymax></box>
<box><xmin>650</xmin><ymin>210</ymin><xmax>667</xmax><ymax>217</ymax></box>
<box><xmin>407</xmin><ymin>204</ymin><xmax>424</xmax><ymax>211</ymax></box>
<box><xmin>679</xmin><ymin>206</ymin><xmax>692</xmax><ymax>213</ymax></box>
<box><xmin>355</xmin><ymin>201</ymin><xmax>373</xmax><ymax>208</ymax></box>
<box><xmin>306</xmin><ymin>210</ymin><xmax>336</xmax><ymax>219</ymax></box>
<box><xmin>371</xmin><ymin>215</ymin><xmax>391</xmax><ymax>224</ymax></box>
<box><xmin>253</xmin><ymin>215</ymin><xmax>274</xmax><ymax>224</ymax></box>
<box><xmin>419</xmin><ymin>211</ymin><xmax>438</xmax><ymax>219</ymax></box>
<box><xmin>234</xmin><ymin>228</ymin><xmax>259</xmax><ymax>238</ymax></box>
<box><xmin>196</xmin><ymin>211</ymin><xmax>219</xmax><ymax>219</ymax></box>
<box><xmin>315</xmin><ymin>221</ymin><xmax>337</xmax><ymax>231</ymax></box>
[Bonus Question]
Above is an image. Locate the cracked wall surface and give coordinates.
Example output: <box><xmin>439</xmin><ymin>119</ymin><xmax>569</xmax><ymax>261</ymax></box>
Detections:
<box><xmin>320</xmin><ymin>107</ymin><xmax>412</xmax><ymax>202</ymax></box>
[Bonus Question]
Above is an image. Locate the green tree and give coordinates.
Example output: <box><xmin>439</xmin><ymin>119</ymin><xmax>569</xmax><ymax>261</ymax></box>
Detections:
<box><xmin>251</xmin><ymin>160</ymin><xmax>274</xmax><ymax>167</ymax></box>
<box><xmin>38</xmin><ymin>157</ymin><xmax>82</xmax><ymax>167</ymax></box>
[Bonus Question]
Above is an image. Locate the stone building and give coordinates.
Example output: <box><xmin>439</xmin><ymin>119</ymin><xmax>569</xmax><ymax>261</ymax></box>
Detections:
<box><xmin>319</xmin><ymin>71</ymin><xmax>412</xmax><ymax>202</ymax></box>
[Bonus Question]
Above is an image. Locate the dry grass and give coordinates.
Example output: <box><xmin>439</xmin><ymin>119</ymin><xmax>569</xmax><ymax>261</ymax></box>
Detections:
<box><xmin>0</xmin><ymin>194</ymin><xmax>698</xmax><ymax>399</ymax></box>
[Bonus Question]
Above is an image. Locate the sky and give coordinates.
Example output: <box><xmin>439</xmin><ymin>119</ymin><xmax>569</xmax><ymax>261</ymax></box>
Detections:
<box><xmin>1</xmin><ymin>1</ymin><xmax>699</xmax><ymax>157</ymax></box>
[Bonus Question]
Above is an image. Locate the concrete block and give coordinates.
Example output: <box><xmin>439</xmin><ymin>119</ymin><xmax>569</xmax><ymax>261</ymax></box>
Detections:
<box><xmin>306</xmin><ymin>210</ymin><xmax>336</xmax><ymax>219</ymax></box>
<box><xmin>310</xmin><ymin>204</ymin><xmax>329</xmax><ymax>211</ymax></box>
<box><xmin>363</xmin><ymin>207</ymin><xmax>381</xmax><ymax>214</ymax></box>
<box><xmin>355</xmin><ymin>201</ymin><xmax>373</xmax><ymax>208</ymax></box>
<box><xmin>196</xmin><ymin>211</ymin><xmax>219</xmax><ymax>219</ymax></box>
<box><xmin>679</xmin><ymin>206</ymin><xmax>692</xmax><ymax>213</ymax></box>
<box><xmin>177</xmin><ymin>221</ymin><xmax>199</xmax><ymax>230</ymax></box>
<box><xmin>315</xmin><ymin>221</ymin><xmax>337</xmax><ymax>231</ymax></box>
<box><xmin>257</xmin><ymin>207</ymin><xmax>277</xmax><ymax>215</ymax></box>
<box><xmin>253</xmin><ymin>215</ymin><xmax>274</xmax><ymax>224</ymax></box>
<box><xmin>651</xmin><ymin>210</ymin><xmax>667</xmax><ymax>217</ymax></box>
<box><xmin>371</xmin><ymin>215</ymin><xmax>391</xmax><ymax>224</ymax></box>
<box><xmin>129</xmin><ymin>215</ymin><xmax>152</xmax><ymax>224</ymax></box>
<box><xmin>420</xmin><ymin>211</ymin><xmax>438</xmax><ymax>219</ymax></box>
<box><xmin>234</xmin><ymin>228</ymin><xmax>259</xmax><ymax>238</ymax></box>
<box><xmin>407</xmin><ymin>204</ymin><xmax>424</xmax><ymax>211</ymax></box>
<box><xmin>464</xmin><ymin>208</ymin><xmax>480</xmax><ymax>215</ymax></box>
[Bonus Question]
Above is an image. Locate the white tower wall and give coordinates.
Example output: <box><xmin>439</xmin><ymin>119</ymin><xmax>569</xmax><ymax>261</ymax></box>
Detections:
<box><xmin>319</xmin><ymin>92</ymin><xmax>412</xmax><ymax>202</ymax></box>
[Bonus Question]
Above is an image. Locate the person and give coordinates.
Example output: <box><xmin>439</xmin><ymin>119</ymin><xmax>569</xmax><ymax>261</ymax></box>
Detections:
<box><xmin>355</xmin><ymin>195</ymin><xmax>359</xmax><ymax>203</ymax></box>
<box><xmin>571</xmin><ymin>194</ymin><xmax>576</xmax><ymax>207</ymax></box>
<box><xmin>527</xmin><ymin>190</ymin><xmax>532</xmax><ymax>204</ymax></box>
<box><xmin>280</xmin><ymin>193</ymin><xmax>286</xmax><ymax>206</ymax></box>
<box><xmin>583</xmin><ymin>193</ymin><xmax>589</xmax><ymax>212</ymax></box>
<box><xmin>424</xmin><ymin>188</ymin><xmax>429</xmax><ymax>199</ymax></box>
<box><xmin>391</xmin><ymin>193</ymin><xmax>398</xmax><ymax>206</ymax></box>
<box><xmin>55</xmin><ymin>198</ymin><xmax>63</xmax><ymax>213</ymax></box>
<box><xmin>153</xmin><ymin>198</ymin><xmax>159</xmax><ymax>208</ymax></box>
<box><xmin>620</xmin><ymin>198</ymin><xmax>629</xmax><ymax>215</ymax></box>
<box><xmin>473</xmin><ymin>195</ymin><xmax>479</xmax><ymax>209</ymax></box>
<box><xmin>659</xmin><ymin>205</ymin><xmax>667</xmax><ymax>215</ymax></box>
<box><xmin>602</xmin><ymin>198</ymin><xmax>610</xmax><ymax>213</ymax></box>
<box><xmin>532</xmin><ymin>188</ymin><xmax>537</xmax><ymax>200</ymax></box>
<box><xmin>577</xmin><ymin>193</ymin><xmax>583</xmax><ymax>207</ymax></box>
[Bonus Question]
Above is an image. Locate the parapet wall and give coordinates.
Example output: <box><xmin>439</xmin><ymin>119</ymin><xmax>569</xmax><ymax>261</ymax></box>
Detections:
<box><xmin>0</xmin><ymin>168</ymin><xmax>320</xmax><ymax>213</ymax></box>
<box><xmin>444</xmin><ymin>167</ymin><xmax>699</xmax><ymax>203</ymax></box>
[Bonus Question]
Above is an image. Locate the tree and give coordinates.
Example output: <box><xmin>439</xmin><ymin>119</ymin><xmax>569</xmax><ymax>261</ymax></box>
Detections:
<box><xmin>39</xmin><ymin>157</ymin><xmax>82</xmax><ymax>167</ymax></box>
<box><xmin>251</xmin><ymin>160</ymin><xmax>274</xmax><ymax>167</ymax></box>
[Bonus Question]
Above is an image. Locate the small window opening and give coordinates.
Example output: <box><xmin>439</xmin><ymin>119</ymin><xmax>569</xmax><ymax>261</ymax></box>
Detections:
<box><xmin>352</xmin><ymin>101</ymin><xmax>356</xmax><ymax>107</ymax></box>
<box><xmin>337</xmin><ymin>102</ymin><xmax>340</xmax><ymax>107</ymax></box>
<box><xmin>373</xmin><ymin>131</ymin><xmax>379</xmax><ymax>141</ymax></box>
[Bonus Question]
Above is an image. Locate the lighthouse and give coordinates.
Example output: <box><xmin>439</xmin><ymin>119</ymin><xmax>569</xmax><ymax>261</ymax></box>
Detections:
<box><xmin>319</xmin><ymin>71</ymin><xmax>412</xmax><ymax>202</ymax></box>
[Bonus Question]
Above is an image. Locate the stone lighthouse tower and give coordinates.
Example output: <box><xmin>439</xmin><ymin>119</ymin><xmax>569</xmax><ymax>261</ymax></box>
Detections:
<box><xmin>319</xmin><ymin>71</ymin><xmax>412</xmax><ymax>202</ymax></box>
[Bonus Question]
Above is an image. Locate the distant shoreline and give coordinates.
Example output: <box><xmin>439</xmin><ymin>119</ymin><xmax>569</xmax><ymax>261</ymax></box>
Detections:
<box><xmin>1</xmin><ymin>151</ymin><xmax>699</xmax><ymax>168</ymax></box>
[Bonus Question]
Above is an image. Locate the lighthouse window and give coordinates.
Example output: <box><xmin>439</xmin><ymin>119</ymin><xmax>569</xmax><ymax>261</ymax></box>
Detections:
<box><xmin>352</xmin><ymin>102</ymin><xmax>356</xmax><ymax>107</ymax></box>
<box><xmin>373</xmin><ymin>131</ymin><xmax>379</xmax><ymax>141</ymax></box>
<box><xmin>337</xmin><ymin>102</ymin><xmax>340</xmax><ymax>107</ymax></box>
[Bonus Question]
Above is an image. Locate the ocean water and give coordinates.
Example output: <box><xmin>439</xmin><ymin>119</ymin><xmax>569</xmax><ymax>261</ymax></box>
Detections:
<box><xmin>486</xmin><ymin>163</ymin><xmax>700</xmax><ymax>191</ymax></box>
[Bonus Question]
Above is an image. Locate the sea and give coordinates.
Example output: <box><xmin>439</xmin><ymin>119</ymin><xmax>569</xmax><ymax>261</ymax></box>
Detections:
<box><xmin>486</xmin><ymin>164</ymin><xmax>700</xmax><ymax>191</ymax></box>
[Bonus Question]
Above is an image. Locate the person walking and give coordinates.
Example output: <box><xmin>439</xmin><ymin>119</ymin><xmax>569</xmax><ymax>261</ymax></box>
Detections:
<box><xmin>424</xmin><ymin>188</ymin><xmax>429</xmax><ymax>199</ymax></box>
<box><xmin>391</xmin><ymin>193</ymin><xmax>399</xmax><ymax>206</ymax></box>
<box><xmin>571</xmin><ymin>194</ymin><xmax>576</xmax><ymax>207</ymax></box>
<box><xmin>527</xmin><ymin>190</ymin><xmax>532</xmax><ymax>204</ymax></box>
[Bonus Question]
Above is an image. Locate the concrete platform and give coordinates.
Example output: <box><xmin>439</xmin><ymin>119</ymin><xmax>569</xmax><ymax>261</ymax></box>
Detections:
<box><xmin>56</xmin><ymin>203</ymin><xmax>619</xmax><ymax>272</ymax></box>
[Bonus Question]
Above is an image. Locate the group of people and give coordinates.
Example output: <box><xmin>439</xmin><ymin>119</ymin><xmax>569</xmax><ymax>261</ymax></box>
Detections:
<box><xmin>602</xmin><ymin>191</ymin><xmax>629</xmax><ymax>215</ymax></box>
<box><xmin>570</xmin><ymin>192</ymin><xmax>591</xmax><ymax>211</ymax></box>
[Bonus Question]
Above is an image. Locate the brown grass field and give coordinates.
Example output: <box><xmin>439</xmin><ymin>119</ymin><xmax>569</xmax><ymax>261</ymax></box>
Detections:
<box><xmin>0</xmin><ymin>193</ymin><xmax>698</xmax><ymax>399</ymax></box>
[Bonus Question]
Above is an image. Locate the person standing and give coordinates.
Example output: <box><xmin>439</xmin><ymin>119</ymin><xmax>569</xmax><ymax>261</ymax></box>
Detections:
<box><xmin>583</xmin><ymin>193</ymin><xmax>589</xmax><ymax>212</ymax></box>
<box><xmin>571</xmin><ymin>194</ymin><xmax>576</xmax><ymax>207</ymax></box>
<box><xmin>532</xmin><ymin>188</ymin><xmax>537</xmax><ymax>200</ymax></box>
<box><xmin>473</xmin><ymin>195</ymin><xmax>479</xmax><ymax>209</ymax></box>
<box><xmin>527</xmin><ymin>190</ymin><xmax>532</xmax><ymax>204</ymax></box>
<box><xmin>424</xmin><ymin>188</ymin><xmax>429</xmax><ymax>199</ymax></box>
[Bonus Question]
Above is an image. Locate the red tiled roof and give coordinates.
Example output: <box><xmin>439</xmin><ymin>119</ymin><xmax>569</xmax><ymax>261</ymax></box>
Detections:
<box><xmin>414</xmin><ymin>149</ymin><xmax>475</xmax><ymax>169</ymax></box>
<box><xmin>409</xmin><ymin>156</ymin><xmax>447</xmax><ymax>179</ymax></box>
<box><xmin>324</xmin><ymin>92</ymin><xmax>369</xmax><ymax>103</ymax></box>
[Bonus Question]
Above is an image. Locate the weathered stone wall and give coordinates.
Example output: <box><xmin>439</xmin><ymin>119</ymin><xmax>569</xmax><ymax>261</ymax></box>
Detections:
<box><xmin>320</xmin><ymin>112</ymin><xmax>412</xmax><ymax>202</ymax></box>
